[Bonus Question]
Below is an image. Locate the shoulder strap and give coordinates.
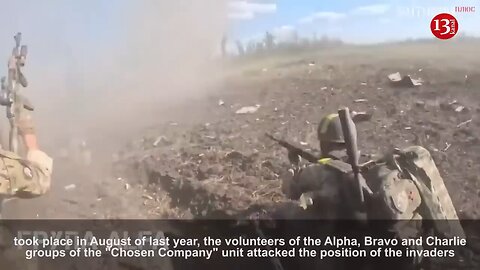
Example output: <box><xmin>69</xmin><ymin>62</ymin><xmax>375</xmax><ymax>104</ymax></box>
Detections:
<box><xmin>0</xmin><ymin>149</ymin><xmax>35</xmax><ymax>170</ymax></box>
<box><xmin>0</xmin><ymin>149</ymin><xmax>22</xmax><ymax>160</ymax></box>
<box><xmin>319</xmin><ymin>158</ymin><xmax>353</xmax><ymax>174</ymax></box>
<box><xmin>325</xmin><ymin>150</ymin><xmax>348</xmax><ymax>161</ymax></box>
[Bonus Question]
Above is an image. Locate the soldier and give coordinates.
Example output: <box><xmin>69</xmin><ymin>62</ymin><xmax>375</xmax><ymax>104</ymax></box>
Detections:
<box><xmin>0</xmin><ymin>32</ymin><xmax>52</xmax><ymax>200</ymax></box>
<box><xmin>269</xmin><ymin>112</ymin><xmax>372</xmax><ymax>269</ymax></box>
<box><xmin>281</xmin><ymin>112</ymin><xmax>368</xmax><ymax>219</ymax></box>
<box><xmin>0</xmin><ymin>113</ymin><xmax>52</xmax><ymax>270</ymax></box>
<box><xmin>0</xmin><ymin>113</ymin><xmax>52</xmax><ymax>200</ymax></box>
<box><xmin>0</xmin><ymin>32</ymin><xmax>52</xmax><ymax>270</ymax></box>
<box><xmin>279</xmin><ymin>110</ymin><xmax>468</xmax><ymax>269</ymax></box>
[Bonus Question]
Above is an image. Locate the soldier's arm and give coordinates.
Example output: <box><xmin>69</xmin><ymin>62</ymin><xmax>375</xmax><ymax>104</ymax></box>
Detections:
<box><xmin>0</xmin><ymin>109</ymin><xmax>53</xmax><ymax>198</ymax></box>
<box><xmin>283</xmin><ymin>163</ymin><xmax>341</xmax><ymax>202</ymax></box>
<box><xmin>0</xmin><ymin>149</ymin><xmax>52</xmax><ymax>198</ymax></box>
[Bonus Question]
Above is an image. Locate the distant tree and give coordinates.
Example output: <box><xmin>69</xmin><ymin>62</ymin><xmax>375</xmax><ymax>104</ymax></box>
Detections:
<box><xmin>456</xmin><ymin>31</ymin><xmax>468</xmax><ymax>40</ymax></box>
<box><xmin>264</xmin><ymin>31</ymin><xmax>275</xmax><ymax>51</ymax></box>
<box><xmin>255</xmin><ymin>41</ymin><xmax>265</xmax><ymax>54</ymax></box>
<box><xmin>236</xmin><ymin>40</ymin><xmax>245</xmax><ymax>56</ymax></box>
<box><xmin>299</xmin><ymin>38</ymin><xmax>311</xmax><ymax>48</ymax></box>
<box><xmin>246</xmin><ymin>41</ymin><xmax>256</xmax><ymax>54</ymax></box>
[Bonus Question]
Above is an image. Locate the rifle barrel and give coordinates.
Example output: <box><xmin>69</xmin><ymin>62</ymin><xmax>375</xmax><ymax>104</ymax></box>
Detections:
<box><xmin>265</xmin><ymin>133</ymin><xmax>319</xmax><ymax>163</ymax></box>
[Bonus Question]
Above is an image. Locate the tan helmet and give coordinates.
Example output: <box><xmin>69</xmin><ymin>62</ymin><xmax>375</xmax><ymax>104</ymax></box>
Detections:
<box><xmin>317</xmin><ymin>113</ymin><xmax>351</xmax><ymax>144</ymax></box>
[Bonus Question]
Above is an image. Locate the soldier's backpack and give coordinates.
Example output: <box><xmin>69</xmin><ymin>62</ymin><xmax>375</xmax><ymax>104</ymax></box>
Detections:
<box><xmin>366</xmin><ymin>146</ymin><xmax>465</xmax><ymax>239</ymax></box>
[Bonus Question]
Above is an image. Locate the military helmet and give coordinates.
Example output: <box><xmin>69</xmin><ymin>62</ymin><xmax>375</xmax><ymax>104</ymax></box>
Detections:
<box><xmin>317</xmin><ymin>113</ymin><xmax>351</xmax><ymax>144</ymax></box>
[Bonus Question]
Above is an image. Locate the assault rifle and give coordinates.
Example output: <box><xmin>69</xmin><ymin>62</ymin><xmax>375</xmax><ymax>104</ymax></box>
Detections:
<box><xmin>265</xmin><ymin>133</ymin><xmax>319</xmax><ymax>164</ymax></box>
<box><xmin>0</xmin><ymin>32</ymin><xmax>32</xmax><ymax>154</ymax></box>
<box><xmin>265</xmin><ymin>111</ymin><xmax>372</xmax><ymax>166</ymax></box>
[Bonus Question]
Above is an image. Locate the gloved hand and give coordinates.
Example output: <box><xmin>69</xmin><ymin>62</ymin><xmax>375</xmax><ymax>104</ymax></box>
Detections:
<box><xmin>25</xmin><ymin>149</ymin><xmax>53</xmax><ymax>195</ymax></box>
<box><xmin>27</xmin><ymin>149</ymin><xmax>53</xmax><ymax>177</ymax></box>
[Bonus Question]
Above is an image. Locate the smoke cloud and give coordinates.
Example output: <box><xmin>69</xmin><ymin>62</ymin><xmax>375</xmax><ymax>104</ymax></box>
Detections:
<box><xmin>0</xmin><ymin>0</ymin><xmax>229</xmax><ymax>152</ymax></box>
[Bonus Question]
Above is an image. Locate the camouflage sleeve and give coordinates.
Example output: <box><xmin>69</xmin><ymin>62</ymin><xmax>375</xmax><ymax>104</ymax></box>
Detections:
<box><xmin>283</xmin><ymin>163</ymin><xmax>341</xmax><ymax>202</ymax></box>
<box><xmin>0</xmin><ymin>149</ymin><xmax>52</xmax><ymax>198</ymax></box>
<box><xmin>379</xmin><ymin>177</ymin><xmax>422</xmax><ymax>221</ymax></box>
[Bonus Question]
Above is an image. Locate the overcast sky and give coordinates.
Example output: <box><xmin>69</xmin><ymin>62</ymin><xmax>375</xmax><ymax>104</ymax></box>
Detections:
<box><xmin>228</xmin><ymin>0</ymin><xmax>480</xmax><ymax>43</ymax></box>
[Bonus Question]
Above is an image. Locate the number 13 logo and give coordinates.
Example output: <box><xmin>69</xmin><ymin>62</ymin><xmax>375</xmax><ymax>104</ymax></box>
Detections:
<box><xmin>431</xmin><ymin>13</ymin><xmax>458</xmax><ymax>40</ymax></box>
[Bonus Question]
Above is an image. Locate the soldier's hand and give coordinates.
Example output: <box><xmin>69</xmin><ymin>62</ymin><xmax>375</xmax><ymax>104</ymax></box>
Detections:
<box><xmin>343</xmin><ymin>171</ymin><xmax>373</xmax><ymax>199</ymax></box>
<box><xmin>27</xmin><ymin>150</ymin><xmax>53</xmax><ymax>177</ymax></box>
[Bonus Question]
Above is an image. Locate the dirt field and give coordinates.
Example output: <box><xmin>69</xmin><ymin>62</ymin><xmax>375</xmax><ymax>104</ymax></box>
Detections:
<box><xmin>1</xmin><ymin>39</ymin><xmax>479</xmax><ymax>270</ymax></box>
<box><xmin>3</xmin><ymin>40</ymin><xmax>480</xmax><ymax>222</ymax></box>
<box><xmin>111</xmin><ymin>40</ymin><xmax>480</xmax><ymax>220</ymax></box>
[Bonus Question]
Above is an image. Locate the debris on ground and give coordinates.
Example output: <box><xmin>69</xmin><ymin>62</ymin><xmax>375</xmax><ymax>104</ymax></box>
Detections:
<box><xmin>64</xmin><ymin>184</ymin><xmax>76</xmax><ymax>191</ymax></box>
<box><xmin>235</xmin><ymin>105</ymin><xmax>260</xmax><ymax>114</ymax></box>
<box><xmin>107</xmin><ymin>55</ymin><xmax>480</xmax><ymax>231</ymax></box>
<box><xmin>457</xmin><ymin>119</ymin><xmax>473</xmax><ymax>128</ymax></box>
<box><xmin>17</xmin><ymin>40</ymin><xmax>480</xmax><ymax>270</ymax></box>
<box><xmin>455</xmin><ymin>106</ymin><xmax>466</xmax><ymax>113</ymax></box>
<box><xmin>415</xmin><ymin>100</ymin><xmax>426</xmax><ymax>108</ymax></box>
<box><xmin>153</xmin><ymin>136</ymin><xmax>170</xmax><ymax>147</ymax></box>
<box><xmin>351</xmin><ymin>111</ymin><xmax>372</xmax><ymax>122</ymax></box>
<box><xmin>142</xmin><ymin>194</ymin><xmax>154</xmax><ymax>200</ymax></box>
<box><xmin>354</xmin><ymin>98</ymin><xmax>368</xmax><ymax>103</ymax></box>
<box><xmin>443</xmin><ymin>142</ymin><xmax>452</xmax><ymax>152</ymax></box>
<box><xmin>388</xmin><ymin>72</ymin><xmax>423</xmax><ymax>87</ymax></box>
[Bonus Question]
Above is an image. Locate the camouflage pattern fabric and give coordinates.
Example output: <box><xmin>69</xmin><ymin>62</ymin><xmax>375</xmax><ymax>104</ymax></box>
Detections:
<box><xmin>394</xmin><ymin>146</ymin><xmax>465</xmax><ymax>239</ymax></box>
<box><xmin>366</xmin><ymin>163</ymin><xmax>422</xmax><ymax>221</ymax></box>
<box><xmin>282</xmin><ymin>154</ymin><xmax>362</xmax><ymax>220</ymax></box>
<box><xmin>0</xmin><ymin>149</ymin><xmax>52</xmax><ymax>198</ymax></box>
<box><xmin>285</xmin><ymin>146</ymin><xmax>463</xmax><ymax>232</ymax></box>
<box><xmin>0</xmin><ymin>148</ymin><xmax>51</xmax><ymax>269</ymax></box>
<box><xmin>363</xmin><ymin>145</ymin><xmax>466</xmax><ymax>240</ymax></box>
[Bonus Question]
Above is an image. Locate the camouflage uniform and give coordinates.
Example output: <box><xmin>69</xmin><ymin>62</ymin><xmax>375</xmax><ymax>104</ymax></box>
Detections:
<box><xmin>285</xmin><ymin>112</ymin><xmax>462</xmax><ymax>224</ymax></box>
<box><xmin>0</xmin><ymin>149</ymin><xmax>52</xmax><ymax>270</ymax></box>
<box><xmin>364</xmin><ymin>146</ymin><xmax>464</xmax><ymax>236</ymax></box>
<box><xmin>282</xmin><ymin>113</ymin><xmax>365</xmax><ymax>219</ymax></box>
<box><xmin>0</xmin><ymin>149</ymin><xmax>52</xmax><ymax>199</ymax></box>
<box><xmin>0</xmin><ymin>105</ymin><xmax>53</xmax><ymax>269</ymax></box>
<box><xmin>0</xmin><ymin>100</ymin><xmax>52</xmax><ymax>199</ymax></box>
<box><xmin>282</xmin><ymin>112</ymin><xmax>465</xmax><ymax>269</ymax></box>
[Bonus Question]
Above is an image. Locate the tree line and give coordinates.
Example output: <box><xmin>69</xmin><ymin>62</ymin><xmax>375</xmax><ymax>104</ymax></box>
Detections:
<box><xmin>221</xmin><ymin>31</ymin><xmax>344</xmax><ymax>58</ymax></box>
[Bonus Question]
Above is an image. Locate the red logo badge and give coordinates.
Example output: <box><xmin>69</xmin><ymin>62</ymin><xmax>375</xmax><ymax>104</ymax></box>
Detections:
<box><xmin>430</xmin><ymin>13</ymin><xmax>459</xmax><ymax>40</ymax></box>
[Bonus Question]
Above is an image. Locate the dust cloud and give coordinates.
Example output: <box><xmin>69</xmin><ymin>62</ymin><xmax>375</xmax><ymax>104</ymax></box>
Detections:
<box><xmin>0</xmin><ymin>0</ymin><xmax>229</xmax><ymax>155</ymax></box>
